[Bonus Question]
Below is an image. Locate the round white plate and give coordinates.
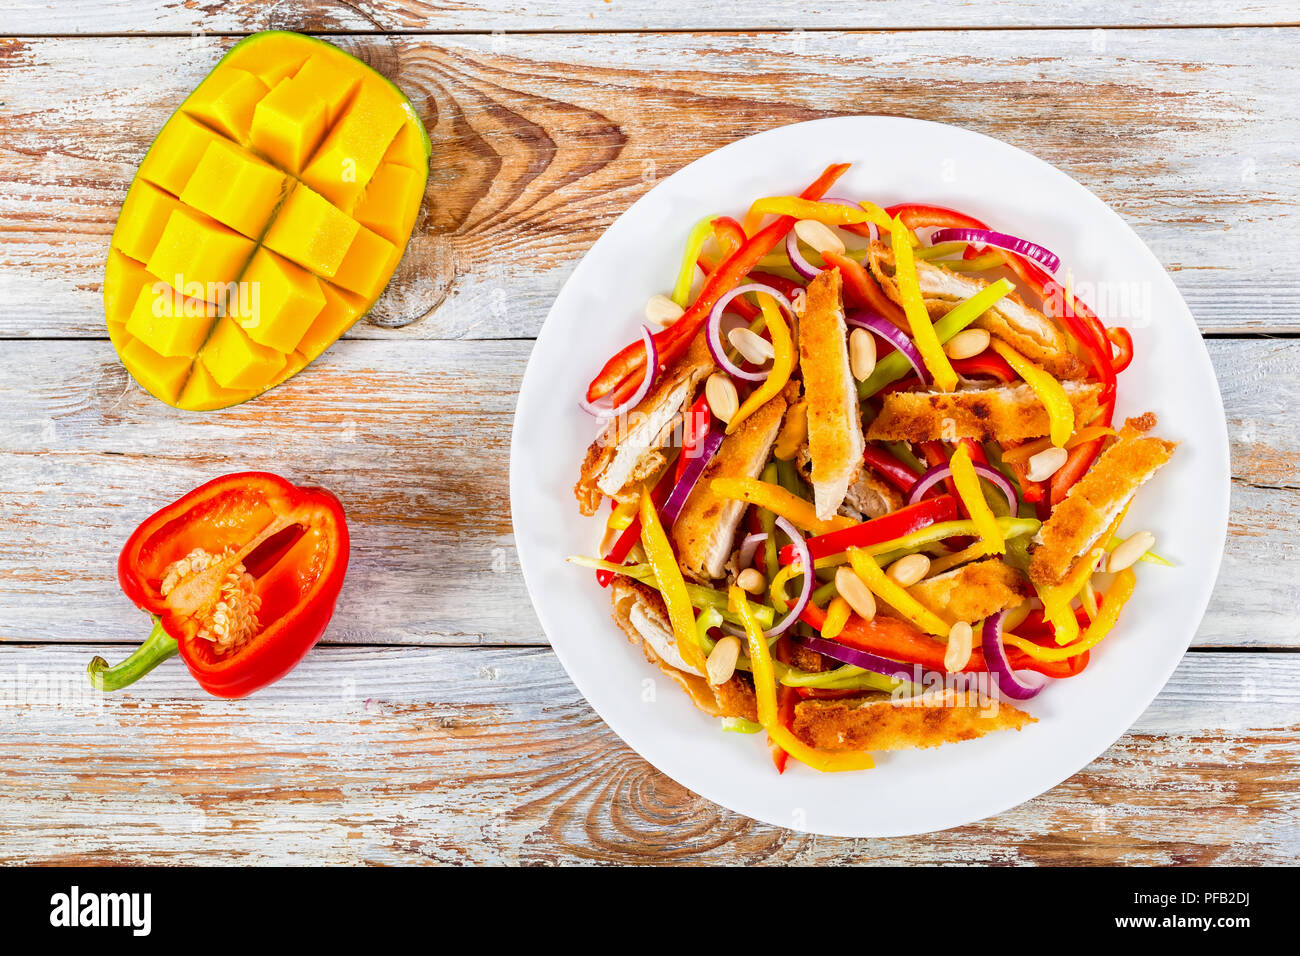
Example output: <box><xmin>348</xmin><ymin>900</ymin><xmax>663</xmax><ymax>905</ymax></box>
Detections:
<box><xmin>509</xmin><ymin>116</ymin><xmax>1229</xmax><ymax>838</ymax></box>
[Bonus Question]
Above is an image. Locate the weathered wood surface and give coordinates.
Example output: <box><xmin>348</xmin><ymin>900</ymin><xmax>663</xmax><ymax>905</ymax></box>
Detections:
<box><xmin>4</xmin><ymin>1</ymin><xmax>1295</xmax><ymax>34</ymax></box>
<box><xmin>0</xmin><ymin>337</ymin><xmax>1296</xmax><ymax>649</ymax></box>
<box><xmin>0</xmin><ymin>644</ymin><xmax>1295</xmax><ymax>865</ymax></box>
<box><xmin>2</xmin><ymin>29</ymin><xmax>1298</xmax><ymax>338</ymax></box>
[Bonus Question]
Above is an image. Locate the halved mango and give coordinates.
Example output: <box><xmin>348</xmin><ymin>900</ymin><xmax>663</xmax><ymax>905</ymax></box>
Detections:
<box><xmin>103</xmin><ymin>31</ymin><xmax>430</xmax><ymax>409</ymax></box>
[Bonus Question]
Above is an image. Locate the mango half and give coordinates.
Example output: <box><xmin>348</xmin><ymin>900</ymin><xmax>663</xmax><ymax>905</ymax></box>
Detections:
<box><xmin>104</xmin><ymin>31</ymin><xmax>430</xmax><ymax>410</ymax></box>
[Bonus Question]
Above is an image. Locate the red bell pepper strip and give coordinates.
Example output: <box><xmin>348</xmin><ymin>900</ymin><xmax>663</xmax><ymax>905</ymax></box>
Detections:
<box><xmin>821</xmin><ymin>248</ymin><xmax>909</xmax><ymax>332</ymax></box>
<box><xmin>596</xmin><ymin>474</ymin><xmax>672</xmax><ymax>587</ymax></box>
<box><xmin>90</xmin><ymin>472</ymin><xmax>349</xmax><ymax>699</ymax></box>
<box><xmin>711</xmin><ymin>215</ymin><xmax>746</xmax><ymax>256</ymax></box>
<box><xmin>1107</xmin><ymin>326</ymin><xmax>1134</xmax><ymax>373</ymax></box>
<box><xmin>770</xmin><ymin>638</ymin><xmax>797</xmax><ymax>773</ymax></box>
<box><xmin>885</xmin><ymin>203</ymin><xmax>989</xmax><ymax>232</ymax></box>
<box><xmin>697</xmin><ymin>254</ymin><xmax>760</xmax><ymax>320</ymax></box>
<box><xmin>861</xmin><ymin>444</ymin><xmax>923</xmax><ymax>493</ymax></box>
<box><xmin>780</xmin><ymin>494</ymin><xmax>960</xmax><ymax>563</ymax></box>
<box><xmin>951</xmin><ymin>353</ymin><xmax>1016</xmax><ymax>382</ymax></box>
<box><xmin>1049</xmin><ymin>436</ymin><xmax>1105</xmax><ymax>505</ymax></box>
<box><xmin>747</xmin><ymin>270</ymin><xmax>805</xmax><ymax>301</ymax></box>
<box><xmin>586</xmin><ymin>163</ymin><xmax>848</xmax><ymax>404</ymax></box>
<box><xmin>1006</xmin><ymin>456</ymin><xmax>1047</xmax><ymax>505</ymax></box>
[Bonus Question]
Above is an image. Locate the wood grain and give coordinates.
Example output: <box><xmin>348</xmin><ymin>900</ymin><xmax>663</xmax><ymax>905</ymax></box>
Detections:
<box><xmin>1</xmin><ymin>29</ymin><xmax>1296</xmax><ymax>339</ymax></box>
<box><xmin>0</xmin><ymin>337</ymin><xmax>1295</xmax><ymax>648</ymax></box>
<box><xmin>3</xmin><ymin>1</ymin><xmax>1294</xmax><ymax>34</ymax></box>
<box><xmin>0</xmin><ymin>643</ymin><xmax>1294</xmax><ymax>865</ymax></box>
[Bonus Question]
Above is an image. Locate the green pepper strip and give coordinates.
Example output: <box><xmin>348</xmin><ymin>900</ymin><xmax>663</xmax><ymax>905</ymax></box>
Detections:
<box><xmin>776</xmin><ymin>458</ymin><xmax>811</xmax><ymax>500</ymax></box>
<box><xmin>806</xmin><ymin>516</ymin><xmax>1041</xmax><ymax>570</ymax></box>
<box><xmin>87</xmin><ymin>617</ymin><xmax>178</xmax><ymax>692</ymax></box>
<box><xmin>858</xmin><ymin>278</ymin><xmax>1015</xmax><ymax>398</ymax></box>
<box><xmin>759</xmin><ymin>463</ymin><xmax>780</xmax><ymax>584</ymax></box>
<box><xmin>567</xmin><ymin>557</ymin><xmax>775</xmax><ymax>628</ymax></box>
<box><xmin>672</xmin><ymin>215</ymin><xmax>717</xmax><ymax>307</ymax></box>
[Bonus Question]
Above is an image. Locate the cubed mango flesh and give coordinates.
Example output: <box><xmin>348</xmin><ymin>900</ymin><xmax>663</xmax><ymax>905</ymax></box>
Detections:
<box><xmin>180</xmin><ymin>138</ymin><xmax>289</xmax><ymax>239</ymax></box>
<box><xmin>199</xmin><ymin>318</ymin><xmax>288</xmax><ymax>390</ymax></box>
<box><xmin>145</xmin><ymin>206</ymin><xmax>256</xmax><ymax>303</ymax></box>
<box><xmin>104</xmin><ymin>31</ymin><xmax>430</xmax><ymax>409</ymax></box>
<box><xmin>262</xmin><ymin>184</ymin><xmax>359</xmax><ymax>278</ymax></box>
<box><xmin>137</xmin><ymin>113</ymin><xmax>229</xmax><ymax>197</ymax></box>
<box><xmin>250</xmin><ymin>75</ymin><xmax>329</xmax><ymax>173</ymax></box>
<box><xmin>184</xmin><ymin>68</ymin><xmax>269</xmax><ymax>143</ymax></box>
<box><xmin>229</xmin><ymin>249</ymin><xmax>326</xmax><ymax>353</ymax></box>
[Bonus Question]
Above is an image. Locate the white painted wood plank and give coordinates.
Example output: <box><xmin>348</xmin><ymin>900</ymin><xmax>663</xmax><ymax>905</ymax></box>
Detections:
<box><xmin>0</xmin><ymin>644</ymin><xmax>1294</xmax><ymax>864</ymax></box>
<box><xmin>2</xmin><ymin>0</ymin><xmax>1293</xmax><ymax>33</ymax></box>
<box><xmin>0</xmin><ymin>337</ymin><xmax>1295</xmax><ymax>648</ymax></box>
<box><xmin>1</xmin><ymin>30</ymin><xmax>1296</xmax><ymax>337</ymax></box>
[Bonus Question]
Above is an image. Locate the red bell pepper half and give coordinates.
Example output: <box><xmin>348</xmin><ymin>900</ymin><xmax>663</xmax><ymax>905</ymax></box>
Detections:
<box><xmin>89</xmin><ymin>472</ymin><xmax>350</xmax><ymax>698</ymax></box>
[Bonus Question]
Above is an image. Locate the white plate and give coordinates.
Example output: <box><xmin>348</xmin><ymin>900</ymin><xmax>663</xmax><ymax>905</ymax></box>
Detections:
<box><xmin>509</xmin><ymin>117</ymin><xmax>1229</xmax><ymax>838</ymax></box>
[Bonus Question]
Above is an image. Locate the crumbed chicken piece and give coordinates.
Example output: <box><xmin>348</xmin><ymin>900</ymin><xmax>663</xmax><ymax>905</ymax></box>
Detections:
<box><xmin>792</xmin><ymin>689</ymin><xmax>1035</xmax><ymax>752</ymax></box>
<box><xmin>866</xmin><ymin>382</ymin><xmax>1103</xmax><ymax>443</ymax></box>
<box><xmin>1029</xmin><ymin>413</ymin><xmax>1176</xmax><ymax>587</ymax></box>
<box><xmin>609</xmin><ymin>578</ymin><xmax>757</xmax><ymax>720</ymax></box>
<box><xmin>671</xmin><ymin>385</ymin><xmax>792</xmax><ymax>581</ymax></box>
<box><xmin>867</xmin><ymin>241</ymin><xmax>1086</xmax><ymax>380</ymax></box>
<box><xmin>798</xmin><ymin>270</ymin><xmax>864</xmax><ymax>521</ymax></box>
<box><xmin>905</xmin><ymin>558</ymin><xmax>1026</xmax><ymax>626</ymax></box>
<box><xmin>574</xmin><ymin>331</ymin><xmax>714</xmax><ymax>515</ymax></box>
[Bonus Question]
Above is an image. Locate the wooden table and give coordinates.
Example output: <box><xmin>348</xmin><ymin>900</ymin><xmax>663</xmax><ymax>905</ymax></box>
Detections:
<box><xmin>2</xmin><ymin>1</ymin><xmax>1297</xmax><ymax>865</ymax></box>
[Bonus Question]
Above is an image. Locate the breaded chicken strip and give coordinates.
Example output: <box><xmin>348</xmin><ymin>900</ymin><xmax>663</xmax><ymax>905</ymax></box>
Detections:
<box><xmin>1029</xmin><ymin>413</ymin><xmax>1176</xmax><ymax>587</ymax></box>
<box><xmin>792</xmin><ymin>689</ymin><xmax>1035</xmax><ymax>752</ymax></box>
<box><xmin>671</xmin><ymin>385</ymin><xmax>792</xmax><ymax>581</ymax></box>
<box><xmin>906</xmin><ymin>558</ymin><xmax>1027</xmax><ymax>625</ymax></box>
<box><xmin>799</xmin><ymin>270</ymin><xmax>864</xmax><ymax>521</ymax></box>
<box><xmin>574</xmin><ymin>331</ymin><xmax>713</xmax><ymax>515</ymax></box>
<box><xmin>867</xmin><ymin>241</ymin><xmax>1086</xmax><ymax>380</ymax></box>
<box><xmin>610</xmin><ymin>578</ymin><xmax>756</xmax><ymax>720</ymax></box>
<box><xmin>866</xmin><ymin>382</ymin><xmax>1103</xmax><ymax>443</ymax></box>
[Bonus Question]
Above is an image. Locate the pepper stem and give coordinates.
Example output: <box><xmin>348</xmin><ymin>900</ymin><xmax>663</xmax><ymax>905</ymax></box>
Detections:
<box><xmin>87</xmin><ymin>618</ymin><xmax>179</xmax><ymax>692</ymax></box>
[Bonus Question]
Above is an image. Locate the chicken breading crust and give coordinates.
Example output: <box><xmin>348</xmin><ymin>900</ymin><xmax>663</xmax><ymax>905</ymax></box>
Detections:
<box><xmin>906</xmin><ymin>558</ymin><xmax>1027</xmax><ymax>625</ymax></box>
<box><xmin>792</xmin><ymin>689</ymin><xmax>1035</xmax><ymax>753</ymax></box>
<box><xmin>866</xmin><ymin>382</ymin><xmax>1103</xmax><ymax>443</ymax></box>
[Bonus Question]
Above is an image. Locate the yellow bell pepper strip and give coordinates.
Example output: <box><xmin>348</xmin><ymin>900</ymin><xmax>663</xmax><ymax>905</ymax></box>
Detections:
<box><xmin>730</xmin><ymin>586</ymin><xmax>875</xmax><ymax>772</ymax></box>
<box><xmin>926</xmin><ymin>541</ymin><xmax>992</xmax><ymax>576</ymax></box>
<box><xmin>1035</xmin><ymin>502</ymin><xmax>1131</xmax><ymax>645</ymax></box>
<box><xmin>727</xmin><ymin>292</ymin><xmax>795</xmax><ymax>434</ymax></box>
<box><xmin>892</xmin><ymin>217</ymin><xmax>958</xmax><ymax>393</ymax></box>
<box><xmin>672</xmin><ymin>215</ymin><xmax>717</xmax><ymax>307</ymax></box>
<box><xmin>772</xmin><ymin>401</ymin><xmax>807</xmax><ymax>460</ymax></box>
<box><xmin>822</xmin><ymin>596</ymin><xmax>852</xmax><ymax>639</ymax></box>
<box><xmin>638</xmin><ymin>489</ymin><xmax>706</xmax><ymax>673</ymax></box>
<box><xmin>990</xmin><ymin>340</ymin><xmax>1074</xmax><ymax>447</ymax></box>
<box><xmin>769</xmin><ymin>563</ymin><xmax>804</xmax><ymax>614</ymax></box>
<box><xmin>1005</xmin><ymin>568</ymin><xmax>1136</xmax><ymax>661</ymax></box>
<box><xmin>845</xmin><ymin>548</ymin><xmax>950</xmax><ymax>638</ymax></box>
<box><xmin>858</xmin><ymin>278</ymin><xmax>1014</xmax><ymax>398</ymax></box>
<box><xmin>709</xmin><ymin>477</ymin><xmax>856</xmax><ymax>536</ymax></box>
<box><xmin>606</xmin><ymin>498</ymin><xmax>639</xmax><ymax>532</ymax></box>
<box><xmin>949</xmin><ymin>443</ymin><xmax>1006</xmax><ymax>555</ymax></box>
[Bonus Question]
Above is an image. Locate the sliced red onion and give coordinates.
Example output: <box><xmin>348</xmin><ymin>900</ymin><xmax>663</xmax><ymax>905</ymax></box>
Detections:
<box><xmin>579</xmin><ymin>325</ymin><xmax>657</xmax><ymax>419</ymax></box>
<box><xmin>764</xmin><ymin>516</ymin><xmax>811</xmax><ymax>638</ymax></box>
<box><xmin>982</xmin><ymin>609</ymin><xmax>1049</xmax><ymax>700</ymax></box>
<box><xmin>929</xmin><ymin>227</ymin><xmax>1061</xmax><ymax>275</ymax></box>
<box><xmin>708</xmin><ymin>283</ymin><xmax>793</xmax><ymax>383</ymax></box>
<box><xmin>906</xmin><ymin>461</ymin><xmax>1018</xmax><ymax>514</ymax></box>
<box><xmin>794</xmin><ymin>633</ymin><xmax>939</xmax><ymax>684</ymax></box>
<box><xmin>845</xmin><ymin>310</ymin><xmax>929</xmax><ymax>385</ymax></box>
<box><xmin>660</xmin><ymin>427</ymin><xmax>723</xmax><ymax>525</ymax></box>
<box><xmin>738</xmin><ymin>532</ymin><xmax>768</xmax><ymax>569</ymax></box>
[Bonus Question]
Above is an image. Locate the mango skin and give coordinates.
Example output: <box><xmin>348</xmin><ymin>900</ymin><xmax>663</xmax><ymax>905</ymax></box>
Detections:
<box><xmin>105</xmin><ymin>31</ymin><xmax>431</xmax><ymax>410</ymax></box>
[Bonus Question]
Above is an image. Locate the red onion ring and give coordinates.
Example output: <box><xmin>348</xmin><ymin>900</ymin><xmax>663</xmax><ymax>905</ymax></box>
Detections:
<box><xmin>738</xmin><ymin>532</ymin><xmax>768</xmax><ymax>569</ymax></box>
<box><xmin>982</xmin><ymin>609</ymin><xmax>1049</xmax><ymax>700</ymax></box>
<box><xmin>794</xmin><ymin>633</ymin><xmax>938</xmax><ymax>684</ymax></box>
<box><xmin>906</xmin><ymin>461</ymin><xmax>1018</xmax><ymax>514</ymax></box>
<box><xmin>929</xmin><ymin>227</ymin><xmax>1061</xmax><ymax>275</ymax></box>
<box><xmin>708</xmin><ymin>283</ymin><xmax>794</xmax><ymax>383</ymax></box>
<box><xmin>579</xmin><ymin>325</ymin><xmax>657</xmax><ymax>419</ymax></box>
<box><xmin>660</xmin><ymin>427</ymin><xmax>723</xmax><ymax>525</ymax></box>
<box><xmin>845</xmin><ymin>310</ymin><xmax>929</xmax><ymax>385</ymax></box>
<box><xmin>763</xmin><ymin>516</ymin><xmax>812</xmax><ymax>638</ymax></box>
